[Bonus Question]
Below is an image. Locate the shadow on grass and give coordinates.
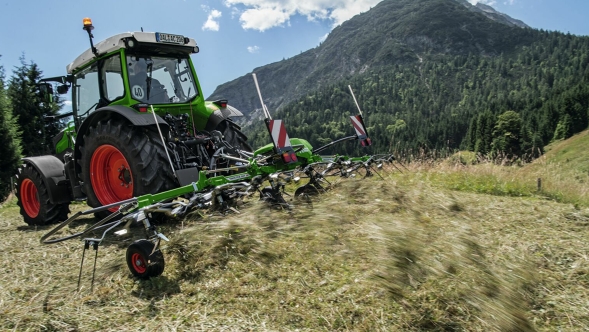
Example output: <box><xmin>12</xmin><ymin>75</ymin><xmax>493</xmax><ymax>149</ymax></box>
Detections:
<box><xmin>130</xmin><ymin>275</ymin><xmax>182</xmax><ymax>300</ymax></box>
<box><xmin>16</xmin><ymin>215</ymin><xmax>98</xmax><ymax>233</ymax></box>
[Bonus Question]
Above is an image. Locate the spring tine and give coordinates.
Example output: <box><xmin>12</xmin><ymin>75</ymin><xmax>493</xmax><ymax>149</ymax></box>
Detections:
<box><xmin>398</xmin><ymin>161</ymin><xmax>410</xmax><ymax>171</ymax></box>
<box><xmin>77</xmin><ymin>241</ymin><xmax>89</xmax><ymax>292</ymax></box>
<box><xmin>319</xmin><ymin>174</ymin><xmax>331</xmax><ymax>187</ymax></box>
<box><xmin>91</xmin><ymin>242</ymin><xmax>99</xmax><ymax>292</ymax></box>
<box><xmin>371</xmin><ymin>166</ymin><xmax>385</xmax><ymax>180</ymax></box>
<box><xmin>390</xmin><ymin>162</ymin><xmax>403</xmax><ymax>173</ymax></box>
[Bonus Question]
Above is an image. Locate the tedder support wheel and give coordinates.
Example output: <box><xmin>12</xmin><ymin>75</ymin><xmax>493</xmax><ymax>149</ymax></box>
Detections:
<box><xmin>16</xmin><ymin>164</ymin><xmax>70</xmax><ymax>226</ymax></box>
<box><xmin>126</xmin><ymin>239</ymin><xmax>165</xmax><ymax>279</ymax></box>
<box><xmin>79</xmin><ymin>119</ymin><xmax>176</xmax><ymax>218</ymax></box>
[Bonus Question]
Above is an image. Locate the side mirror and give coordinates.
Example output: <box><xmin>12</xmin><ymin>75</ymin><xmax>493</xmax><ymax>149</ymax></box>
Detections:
<box><xmin>57</xmin><ymin>84</ymin><xmax>69</xmax><ymax>94</ymax></box>
<box><xmin>37</xmin><ymin>83</ymin><xmax>54</xmax><ymax>103</ymax></box>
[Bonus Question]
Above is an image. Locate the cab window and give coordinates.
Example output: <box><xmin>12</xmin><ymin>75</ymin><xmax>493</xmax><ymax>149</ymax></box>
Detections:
<box><xmin>74</xmin><ymin>63</ymin><xmax>100</xmax><ymax>118</ymax></box>
<box><xmin>102</xmin><ymin>55</ymin><xmax>124</xmax><ymax>101</ymax></box>
<box><xmin>126</xmin><ymin>55</ymin><xmax>198</xmax><ymax>104</ymax></box>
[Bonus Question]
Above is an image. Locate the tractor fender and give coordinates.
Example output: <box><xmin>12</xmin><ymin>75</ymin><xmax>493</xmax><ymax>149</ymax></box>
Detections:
<box><xmin>203</xmin><ymin>103</ymin><xmax>244</xmax><ymax>132</ymax></box>
<box><xmin>22</xmin><ymin>156</ymin><xmax>72</xmax><ymax>204</ymax></box>
<box><xmin>220</xmin><ymin>104</ymin><xmax>244</xmax><ymax>119</ymax></box>
<box><xmin>73</xmin><ymin>105</ymin><xmax>170</xmax><ymax>177</ymax></box>
<box><xmin>204</xmin><ymin>110</ymin><xmax>226</xmax><ymax>132</ymax></box>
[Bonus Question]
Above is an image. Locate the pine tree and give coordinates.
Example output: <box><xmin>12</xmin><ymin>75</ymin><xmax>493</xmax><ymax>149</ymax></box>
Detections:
<box><xmin>552</xmin><ymin>114</ymin><xmax>572</xmax><ymax>141</ymax></box>
<box><xmin>8</xmin><ymin>55</ymin><xmax>63</xmax><ymax>157</ymax></box>
<box><xmin>0</xmin><ymin>56</ymin><xmax>23</xmax><ymax>201</ymax></box>
<box><xmin>491</xmin><ymin>110</ymin><xmax>522</xmax><ymax>158</ymax></box>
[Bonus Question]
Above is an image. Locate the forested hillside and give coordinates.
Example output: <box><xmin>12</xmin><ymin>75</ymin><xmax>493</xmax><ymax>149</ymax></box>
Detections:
<box><xmin>230</xmin><ymin>0</ymin><xmax>589</xmax><ymax>159</ymax></box>
<box><xmin>244</xmin><ymin>31</ymin><xmax>589</xmax><ymax>158</ymax></box>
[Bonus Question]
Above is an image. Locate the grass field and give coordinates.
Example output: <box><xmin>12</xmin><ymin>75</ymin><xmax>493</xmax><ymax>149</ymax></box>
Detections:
<box><xmin>1</xmin><ymin>132</ymin><xmax>588</xmax><ymax>331</ymax></box>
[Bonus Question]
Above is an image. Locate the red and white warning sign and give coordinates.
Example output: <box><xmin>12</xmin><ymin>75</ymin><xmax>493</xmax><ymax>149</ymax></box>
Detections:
<box><xmin>349</xmin><ymin>114</ymin><xmax>372</xmax><ymax>147</ymax></box>
<box><xmin>268</xmin><ymin>119</ymin><xmax>292</xmax><ymax>149</ymax></box>
<box><xmin>350</xmin><ymin>115</ymin><xmax>367</xmax><ymax>138</ymax></box>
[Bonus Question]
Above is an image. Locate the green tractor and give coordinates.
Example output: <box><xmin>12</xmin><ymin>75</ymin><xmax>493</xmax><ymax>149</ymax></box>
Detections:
<box><xmin>16</xmin><ymin>18</ymin><xmax>251</xmax><ymax>225</ymax></box>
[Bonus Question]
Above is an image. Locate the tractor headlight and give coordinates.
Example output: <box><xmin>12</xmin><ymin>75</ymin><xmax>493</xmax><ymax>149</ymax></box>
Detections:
<box><xmin>126</xmin><ymin>38</ymin><xmax>136</xmax><ymax>48</ymax></box>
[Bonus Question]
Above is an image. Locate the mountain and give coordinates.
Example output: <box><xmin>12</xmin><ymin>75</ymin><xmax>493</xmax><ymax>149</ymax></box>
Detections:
<box><xmin>208</xmin><ymin>0</ymin><xmax>534</xmax><ymax>120</ymax></box>
<box><xmin>455</xmin><ymin>0</ymin><xmax>529</xmax><ymax>28</ymax></box>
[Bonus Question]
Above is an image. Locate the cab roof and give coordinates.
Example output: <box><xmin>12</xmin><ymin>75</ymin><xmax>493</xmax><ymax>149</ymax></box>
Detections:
<box><xmin>66</xmin><ymin>31</ymin><xmax>198</xmax><ymax>74</ymax></box>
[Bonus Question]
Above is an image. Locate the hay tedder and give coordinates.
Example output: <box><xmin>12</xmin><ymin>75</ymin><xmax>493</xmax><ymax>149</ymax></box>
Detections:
<box><xmin>19</xmin><ymin>19</ymin><xmax>402</xmax><ymax>284</ymax></box>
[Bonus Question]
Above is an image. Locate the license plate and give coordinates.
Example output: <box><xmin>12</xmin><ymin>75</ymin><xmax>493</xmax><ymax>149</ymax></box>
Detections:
<box><xmin>156</xmin><ymin>32</ymin><xmax>185</xmax><ymax>44</ymax></box>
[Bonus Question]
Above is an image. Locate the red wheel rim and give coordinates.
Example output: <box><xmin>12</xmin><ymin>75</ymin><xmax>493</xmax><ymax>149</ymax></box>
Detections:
<box><xmin>131</xmin><ymin>253</ymin><xmax>147</xmax><ymax>274</ymax></box>
<box><xmin>21</xmin><ymin>178</ymin><xmax>40</xmax><ymax>218</ymax></box>
<box><xmin>90</xmin><ymin>145</ymin><xmax>133</xmax><ymax>212</ymax></box>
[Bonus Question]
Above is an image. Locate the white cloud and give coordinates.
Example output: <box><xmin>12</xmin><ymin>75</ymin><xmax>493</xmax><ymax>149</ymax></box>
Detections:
<box><xmin>202</xmin><ymin>7</ymin><xmax>223</xmax><ymax>31</ymax></box>
<box><xmin>319</xmin><ymin>33</ymin><xmax>329</xmax><ymax>43</ymax></box>
<box><xmin>64</xmin><ymin>100</ymin><xmax>72</xmax><ymax>106</ymax></box>
<box><xmin>247</xmin><ymin>45</ymin><xmax>260</xmax><ymax>53</ymax></box>
<box><xmin>223</xmin><ymin>0</ymin><xmax>381</xmax><ymax>32</ymax></box>
<box><xmin>240</xmin><ymin>7</ymin><xmax>291</xmax><ymax>31</ymax></box>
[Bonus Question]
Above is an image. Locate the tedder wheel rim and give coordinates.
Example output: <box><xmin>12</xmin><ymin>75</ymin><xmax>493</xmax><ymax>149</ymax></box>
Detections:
<box><xmin>131</xmin><ymin>252</ymin><xmax>147</xmax><ymax>274</ymax></box>
<box><xmin>21</xmin><ymin>178</ymin><xmax>40</xmax><ymax>218</ymax></box>
<box><xmin>90</xmin><ymin>144</ymin><xmax>133</xmax><ymax>211</ymax></box>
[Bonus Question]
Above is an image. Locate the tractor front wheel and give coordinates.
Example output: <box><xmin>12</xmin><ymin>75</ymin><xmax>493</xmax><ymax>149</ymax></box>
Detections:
<box><xmin>79</xmin><ymin>119</ymin><xmax>176</xmax><ymax>218</ymax></box>
<box><xmin>16</xmin><ymin>164</ymin><xmax>70</xmax><ymax>226</ymax></box>
<box><xmin>126</xmin><ymin>239</ymin><xmax>165</xmax><ymax>278</ymax></box>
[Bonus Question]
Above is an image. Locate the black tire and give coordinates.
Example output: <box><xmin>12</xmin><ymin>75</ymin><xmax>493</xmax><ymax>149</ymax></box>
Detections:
<box><xmin>79</xmin><ymin>119</ymin><xmax>176</xmax><ymax>219</ymax></box>
<box><xmin>294</xmin><ymin>184</ymin><xmax>319</xmax><ymax>207</ymax></box>
<box><xmin>294</xmin><ymin>184</ymin><xmax>320</xmax><ymax>199</ymax></box>
<box><xmin>259</xmin><ymin>186</ymin><xmax>287</xmax><ymax>205</ymax></box>
<box><xmin>217</xmin><ymin>119</ymin><xmax>252</xmax><ymax>152</ymax></box>
<box><xmin>210</xmin><ymin>119</ymin><xmax>253</xmax><ymax>173</ymax></box>
<box><xmin>16</xmin><ymin>164</ymin><xmax>70</xmax><ymax>226</ymax></box>
<box><xmin>126</xmin><ymin>239</ymin><xmax>165</xmax><ymax>279</ymax></box>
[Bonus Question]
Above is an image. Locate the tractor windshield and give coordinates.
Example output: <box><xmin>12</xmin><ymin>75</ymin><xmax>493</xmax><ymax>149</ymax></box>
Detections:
<box><xmin>126</xmin><ymin>55</ymin><xmax>198</xmax><ymax>104</ymax></box>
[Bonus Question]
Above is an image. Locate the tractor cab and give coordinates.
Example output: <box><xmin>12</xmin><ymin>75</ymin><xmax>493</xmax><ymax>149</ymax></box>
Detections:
<box><xmin>66</xmin><ymin>18</ymin><xmax>202</xmax><ymax>127</ymax></box>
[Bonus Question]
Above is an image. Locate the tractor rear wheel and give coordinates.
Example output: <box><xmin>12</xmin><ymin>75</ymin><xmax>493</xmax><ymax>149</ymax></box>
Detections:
<box><xmin>126</xmin><ymin>239</ymin><xmax>165</xmax><ymax>278</ymax></box>
<box><xmin>79</xmin><ymin>119</ymin><xmax>176</xmax><ymax>218</ymax></box>
<box><xmin>217</xmin><ymin>119</ymin><xmax>252</xmax><ymax>152</ymax></box>
<box><xmin>210</xmin><ymin>119</ymin><xmax>253</xmax><ymax>172</ymax></box>
<box><xmin>16</xmin><ymin>164</ymin><xmax>70</xmax><ymax>226</ymax></box>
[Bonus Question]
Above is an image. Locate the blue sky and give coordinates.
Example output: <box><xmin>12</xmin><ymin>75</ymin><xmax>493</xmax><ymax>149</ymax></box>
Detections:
<box><xmin>0</xmin><ymin>0</ymin><xmax>588</xmax><ymax>102</ymax></box>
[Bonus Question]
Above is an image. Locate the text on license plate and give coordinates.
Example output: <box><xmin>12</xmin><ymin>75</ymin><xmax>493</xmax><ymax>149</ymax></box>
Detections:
<box><xmin>156</xmin><ymin>32</ymin><xmax>185</xmax><ymax>44</ymax></box>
